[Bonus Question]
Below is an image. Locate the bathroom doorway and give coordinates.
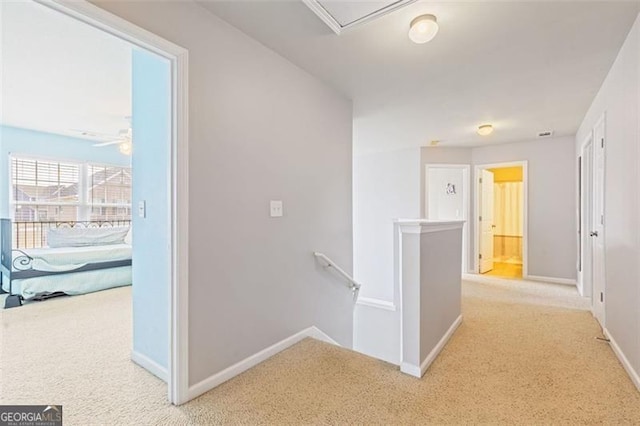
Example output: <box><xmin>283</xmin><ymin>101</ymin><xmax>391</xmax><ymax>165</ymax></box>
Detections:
<box><xmin>475</xmin><ymin>162</ymin><xmax>527</xmax><ymax>279</ymax></box>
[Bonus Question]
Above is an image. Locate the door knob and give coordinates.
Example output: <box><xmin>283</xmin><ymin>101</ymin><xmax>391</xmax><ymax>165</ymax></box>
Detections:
<box><xmin>590</xmin><ymin>231</ymin><xmax>599</xmax><ymax>237</ymax></box>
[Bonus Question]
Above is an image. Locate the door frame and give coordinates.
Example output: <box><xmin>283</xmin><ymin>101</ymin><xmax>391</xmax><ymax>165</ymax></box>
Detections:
<box><xmin>424</xmin><ymin>163</ymin><xmax>471</xmax><ymax>273</ymax></box>
<box><xmin>36</xmin><ymin>0</ymin><xmax>190</xmax><ymax>405</ymax></box>
<box><xmin>473</xmin><ymin>161</ymin><xmax>528</xmax><ymax>277</ymax></box>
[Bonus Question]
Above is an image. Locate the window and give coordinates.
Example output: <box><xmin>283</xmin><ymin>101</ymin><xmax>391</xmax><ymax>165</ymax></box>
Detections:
<box><xmin>11</xmin><ymin>157</ymin><xmax>132</xmax><ymax>222</ymax></box>
<box><xmin>88</xmin><ymin>164</ymin><xmax>132</xmax><ymax>221</ymax></box>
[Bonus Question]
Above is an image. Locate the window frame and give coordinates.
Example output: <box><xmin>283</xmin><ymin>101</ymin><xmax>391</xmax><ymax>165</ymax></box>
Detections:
<box><xmin>9</xmin><ymin>154</ymin><xmax>132</xmax><ymax>222</ymax></box>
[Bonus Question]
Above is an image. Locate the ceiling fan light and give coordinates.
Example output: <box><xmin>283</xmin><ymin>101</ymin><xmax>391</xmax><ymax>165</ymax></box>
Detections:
<box><xmin>409</xmin><ymin>14</ymin><xmax>439</xmax><ymax>44</ymax></box>
<box><xmin>119</xmin><ymin>140</ymin><xmax>132</xmax><ymax>156</ymax></box>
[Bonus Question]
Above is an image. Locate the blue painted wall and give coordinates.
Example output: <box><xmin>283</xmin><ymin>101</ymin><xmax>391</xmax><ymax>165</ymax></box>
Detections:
<box><xmin>131</xmin><ymin>49</ymin><xmax>171</xmax><ymax>372</ymax></box>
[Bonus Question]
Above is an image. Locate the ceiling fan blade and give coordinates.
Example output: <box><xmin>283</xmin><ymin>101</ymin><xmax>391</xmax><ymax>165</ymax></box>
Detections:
<box><xmin>93</xmin><ymin>140</ymin><xmax>122</xmax><ymax>147</ymax></box>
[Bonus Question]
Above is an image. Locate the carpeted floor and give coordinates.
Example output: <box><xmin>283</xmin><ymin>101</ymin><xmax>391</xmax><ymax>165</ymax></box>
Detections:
<box><xmin>2</xmin><ymin>278</ymin><xmax>639</xmax><ymax>425</ymax></box>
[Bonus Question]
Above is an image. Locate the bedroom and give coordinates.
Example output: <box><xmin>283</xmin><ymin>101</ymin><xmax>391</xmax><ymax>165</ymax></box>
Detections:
<box><xmin>0</xmin><ymin>0</ymin><xmax>172</xmax><ymax>392</ymax></box>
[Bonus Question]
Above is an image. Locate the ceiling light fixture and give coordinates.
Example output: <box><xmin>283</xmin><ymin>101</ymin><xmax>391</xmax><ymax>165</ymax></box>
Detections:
<box><xmin>409</xmin><ymin>14</ymin><xmax>439</xmax><ymax>44</ymax></box>
<box><xmin>477</xmin><ymin>124</ymin><xmax>494</xmax><ymax>136</ymax></box>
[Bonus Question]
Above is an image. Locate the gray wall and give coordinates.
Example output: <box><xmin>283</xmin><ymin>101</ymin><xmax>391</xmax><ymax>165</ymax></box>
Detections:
<box><xmin>471</xmin><ymin>136</ymin><xmax>577</xmax><ymax>280</ymax></box>
<box><xmin>419</xmin><ymin>137</ymin><xmax>577</xmax><ymax>280</ymax></box>
<box><xmin>418</xmin><ymin>228</ymin><xmax>462</xmax><ymax>363</ymax></box>
<box><xmin>576</xmin><ymin>14</ymin><xmax>640</xmax><ymax>378</ymax></box>
<box><xmin>94</xmin><ymin>1</ymin><xmax>354</xmax><ymax>385</ymax></box>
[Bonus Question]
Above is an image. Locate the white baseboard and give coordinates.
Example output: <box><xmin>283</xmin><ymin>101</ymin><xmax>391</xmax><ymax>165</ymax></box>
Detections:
<box><xmin>188</xmin><ymin>326</ymin><xmax>338</xmax><ymax>401</ymax></box>
<box><xmin>131</xmin><ymin>350</ymin><xmax>168</xmax><ymax>382</ymax></box>
<box><xmin>525</xmin><ymin>275</ymin><xmax>577</xmax><ymax>286</ymax></box>
<box><xmin>356</xmin><ymin>297</ymin><xmax>397</xmax><ymax>311</ymax></box>
<box><xmin>604</xmin><ymin>328</ymin><xmax>640</xmax><ymax>392</ymax></box>
<box><xmin>400</xmin><ymin>315</ymin><xmax>463</xmax><ymax>378</ymax></box>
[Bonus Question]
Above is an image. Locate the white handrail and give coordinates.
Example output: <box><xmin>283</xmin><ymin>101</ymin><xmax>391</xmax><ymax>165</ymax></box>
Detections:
<box><xmin>313</xmin><ymin>252</ymin><xmax>361</xmax><ymax>299</ymax></box>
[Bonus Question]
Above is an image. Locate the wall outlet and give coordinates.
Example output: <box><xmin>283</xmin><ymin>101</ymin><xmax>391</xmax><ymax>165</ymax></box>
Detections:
<box><xmin>270</xmin><ymin>200</ymin><xmax>283</xmax><ymax>217</ymax></box>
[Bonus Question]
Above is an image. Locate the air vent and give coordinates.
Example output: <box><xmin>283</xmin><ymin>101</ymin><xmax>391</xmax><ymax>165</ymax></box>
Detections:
<box><xmin>538</xmin><ymin>130</ymin><xmax>554</xmax><ymax>138</ymax></box>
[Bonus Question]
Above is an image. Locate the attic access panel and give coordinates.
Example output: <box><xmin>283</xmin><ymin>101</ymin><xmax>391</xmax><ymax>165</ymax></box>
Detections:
<box><xmin>303</xmin><ymin>0</ymin><xmax>416</xmax><ymax>34</ymax></box>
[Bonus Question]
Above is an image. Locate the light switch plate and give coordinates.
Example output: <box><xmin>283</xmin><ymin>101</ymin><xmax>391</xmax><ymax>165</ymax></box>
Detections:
<box><xmin>138</xmin><ymin>200</ymin><xmax>146</xmax><ymax>218</ymax></box>
<box><xmin>270</xmin><ymin>200</ymin><xmax>283</xmax><ymax>217</ymax></box>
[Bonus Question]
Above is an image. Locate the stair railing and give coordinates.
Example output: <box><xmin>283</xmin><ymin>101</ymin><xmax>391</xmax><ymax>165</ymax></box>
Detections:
<box><xmin>313</xmin><ymin>252</ymin><xmax>361</xmax><ymax>300</ymax></box>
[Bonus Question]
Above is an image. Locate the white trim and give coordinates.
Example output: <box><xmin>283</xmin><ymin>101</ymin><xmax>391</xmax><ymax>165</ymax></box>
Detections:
<box><xmin>36</xmin><ymin>0</ymin><xmax>191</xmax><ymax>405</ymax></box>
<box><xmin>603</xmin><ymin>329</ymin><xmax>640</xmax><ymax>392</ymax></box>
<box><xmin>305</xmin><ymin>326</ymin><xmax>339</xmax><ymax>345</ymax></box>
<box><xmin>395</xmin><ymin>220</ymin><xmax>465</xmax><ymax>234</ymax></box>
<box><xmin>399</xmin><ymin>362</ymin><xmax>422</xmax><ymax>378</ymax></box>
<box><xmin>397</xmin><ymin>225</ymin><xmax>405</xmax><ymax>365</ymax></box>
<box><xmin>356</xmin><ymin>297</ymin><xmax>397</xmax><ymax>311</ymax></box>
<box><xmin>424</xmin><ymin>163</ymin><xmax>471</xmax><ymax>274</ymax></box>
<box><xmin>188</xmin><ymin>327</ymin><xmax>338</xmax><ymax>401</ymax></box>
<box><xmin>525</xmin><ymin>275</ymin><xmax>577</xmax><ymax>286</ymax></box>
<box><xmin>131</xmin><ymin>351</ymin><xmax>168</xmax><ymax>382</ymax></box>
<box><xmin>474</xmin><ymin>161</ymin><xmax>529</xmax><ymax>277</ymax></box>
<box><xmin>302</xmin><ymin>0</ymin><xmax>417</xmax><ymax>35</ymax></box>
<box><xmin>400</xmin><ymin>315</ymin><xmax>462</xmax><ymax>378</ymax></box>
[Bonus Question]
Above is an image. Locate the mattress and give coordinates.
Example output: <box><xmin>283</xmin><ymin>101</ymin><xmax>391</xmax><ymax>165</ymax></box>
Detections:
<box><xmin>3</xmin><ymin>267</ymin><xmax>132</xmax><ymax>300</ymax></box>
<box><xmin>4</xmin><ymin>244</ymin><xmax>132</xmax><ymax>299</ymax></box>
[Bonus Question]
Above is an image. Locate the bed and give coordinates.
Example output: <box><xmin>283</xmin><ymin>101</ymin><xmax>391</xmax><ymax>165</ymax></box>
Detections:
<box><xmin>1</xmin><ymin>219</ymin><xmax>132</xmax><ymax>308</ymax></box>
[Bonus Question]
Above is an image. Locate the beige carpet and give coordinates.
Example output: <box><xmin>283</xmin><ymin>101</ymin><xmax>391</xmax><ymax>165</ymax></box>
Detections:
<box><xmin>2</xmin><ymin>278</ymin><xmax>640</xmax><ymax>425</ymax></box>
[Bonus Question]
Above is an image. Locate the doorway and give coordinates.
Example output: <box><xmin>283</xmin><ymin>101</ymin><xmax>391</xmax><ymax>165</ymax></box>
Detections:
<box><xmin>424</xmin><ymin>164</ymin><xmax>471</xmax><ymax>273</ymax></box>
<box><xmin>474</xmin><ymin>162</ymin><xmax>528</xmax><ymax>279</ymax></box>
<box><xmin>3</xmin><ymin>0</ymin><xmax>189</xmax><ymax>405</ymax></box>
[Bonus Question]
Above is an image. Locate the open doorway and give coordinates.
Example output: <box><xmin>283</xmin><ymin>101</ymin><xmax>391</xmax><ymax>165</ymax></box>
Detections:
<box><xmin>0</xmin><ymin>0</ymin><xmax>187</xmax><ymax>409</ymax></box>
<box><xmin>475</xmin><ymin>162</ymin><xmax>528</xmax><ymax>279</ymax></box>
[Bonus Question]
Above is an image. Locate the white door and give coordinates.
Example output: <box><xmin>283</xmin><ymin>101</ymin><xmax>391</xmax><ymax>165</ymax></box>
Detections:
<box><xmin>592</xmin><ymin>118</ymin><xmax>606</xmax><ymax>326</ymax></box>
<box><xmin>479</xmin><ymin>169</ymin><xmax>495</xmax><ymax>273</ymax></box>
<box><xmin>580</xmin><ymin>140</ymin><xmax>594</xmax><ymax>299</ymax></box>
<box><xmin>426</xmin><ymin>166</ymin><xmax>468</xmax><ymax>273</ymax></box>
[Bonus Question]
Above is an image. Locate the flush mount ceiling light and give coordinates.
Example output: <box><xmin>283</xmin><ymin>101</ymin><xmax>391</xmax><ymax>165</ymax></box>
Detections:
<box><xmin>477</xmin><ymin>124</ymin><xmax>494</xmax><ymax>136</ymax></box>
<box><xmin>409</xmin><ymin>14</ymin><xmax>439</xmax><ymax>44</ymax></box>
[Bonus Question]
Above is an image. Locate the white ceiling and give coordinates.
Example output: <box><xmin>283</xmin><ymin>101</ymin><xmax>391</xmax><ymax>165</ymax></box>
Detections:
<box><xmin>0</xmin><ymin>1</ymin><xmax>132</xmax><ymax>141</ymax></box>
<box><xmin>201</xmin><ymin>1</ymin><xmax>640</xmax><ymax>154</ymax></box>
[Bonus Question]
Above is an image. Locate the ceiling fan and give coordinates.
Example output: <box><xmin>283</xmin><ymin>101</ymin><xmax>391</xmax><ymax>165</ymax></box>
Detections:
<box><xmin>91</xmin><ymin>128</ymin><xmax>133</xmax><ymax>155</ymax></box>
<box><xmin>70</xmin><ymin>116</ymin><xmax>133</xmax><ymax>155</ymax></box>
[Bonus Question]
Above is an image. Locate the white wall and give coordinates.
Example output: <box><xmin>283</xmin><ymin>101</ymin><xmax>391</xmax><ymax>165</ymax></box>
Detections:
<box><xmin>94</xmin><ymin>1</ymin><xmax>354</xmax><ymax>386</ymax></box>
<box><xmin>352</xmin><ymin>147</ymin><xmax>420</xmax><ymax>364</ymax></box>
<box><xmin>353</xmin><ymin>147</ymin><xmax>421</xmax><ymax>302</ymax></box>
<box><xmin>576</xmin><ymin>14</ymin><xmax>640</xmax><ymax>382</ymax></box>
